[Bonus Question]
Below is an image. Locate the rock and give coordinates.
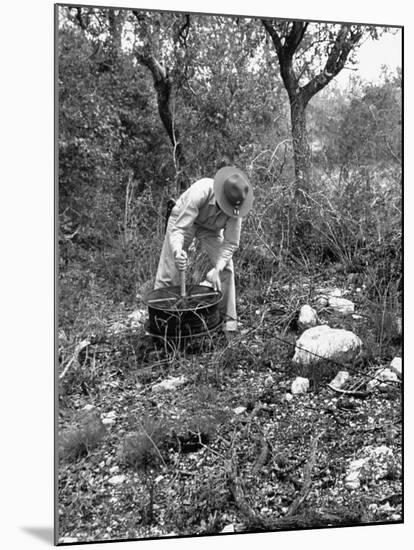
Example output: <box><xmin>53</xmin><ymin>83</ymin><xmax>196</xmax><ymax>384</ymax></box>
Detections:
<box><xmin>233</xmin><ymin>406</ymin><xmax>247</xmax><ymax>415</ymax></box>
<box><xmin>82</xmin><ymin>404</ymin><xmax>95</xmax><ymax>412</ymax></box>
<box><xmin>152</xmin><ymin>376</ymin><xmax>188</xmax><ymax>392</ymax></box>
<box><xmin>284</xmin><ymin>393</ymin><xmax>293</xmax><ymax>402</ymax></box>
<box><xmin>221</xmin><ymin>524</ymin><xmax>235</xmax><ymax>533</ymax></box>
<box><xmin>328</xmin><ymin>296</ymin><xmax>355</xmax><ymax>315</ymax></box>
<box><xmin>102</xmin><ymin>410</ymin><xmax>117</xmax><ymax>425</ymax></box>
<box><xmin>297</xmin><ymin>305</ymin><xmax>318</xmax><ymax>331</ymax></box>
<box><xmin>367</xmin><ymin>367</ymin><xmax>399</xmax><ymax>391</ymax></box>
<box><xmin>109</xmin><ymin>465</ymin><xmax>119</xmax><ymax>474</ymax></box>
<box><xmin>264</xmin><ymin>375</ymin><xmax>274</xmax><ymax>388</ymax></box>
<box><xmin>60</xmin><ymin>537</ymin><xmax>79</xmax><ymax>543</ymax></box>
<box><xmin>329</xmin><ymin>370</ymin><xmax>350</xmax><ymax>390</ymax></box>
<box><xmin>108</xmin><ymin>474</ymin><xmax>126</xmax><ymax>485</ymax></box>
<box><xmin>315</xmin><ymin>287</ymin><xmax>343</xmax><ymax>298</ymax></box>
<box><xmin>345</xmin><ymin>446</ymin><xmax>394</xmax><ymax>490</ymax></box>
<box><xmin>390</xmin><ymin>357</ymin><xmax>402</xmax><ymax>377</ymax></box>
<box><xmin>291</xmin><ymin>376</ymin><xmax>310</xmax><ymax>394</ymax></box>
<box><xmin>292</xmin><ymin>325</ymin><xmax>362</xmax><ymax>367</ymax></box>
<box><xmin>378</xmin><ymin>368</ymin><xmax>399</xmax><ymax>382</ymax></box>
<box><xmin>345</xmin><ymin>458</ymin><xmax>366</xmax><ymax>489</ymax></box>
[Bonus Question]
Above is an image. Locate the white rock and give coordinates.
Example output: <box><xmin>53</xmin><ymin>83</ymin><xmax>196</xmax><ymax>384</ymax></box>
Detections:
<box><xmin>367</xmin><ymin>367</ymin><xmax>398</xmax><ymax>391</ymax></box>
<box><xmin>291</xmin><ymin>376</ymin><xmax>310</xmax><ymax>394</ymax></box>
<box><xmin>375</xmin><ymin>367</ymin><xmax>399</xmax><ymax>383</ymax></box>
<box><xmin>328</xmin><ymin>297</ymin><xmax>355</xmax><ymax>315</ymax></box>
<box><xmin>390</xmin><ymin>357</ymin><xmax>402</xmax><ymax>377</ymax></box>
<box><xmin>233</xmin><ymin>406</ymin><xmax>247</xmax><ymax>415</ymax></box>
<box><xmin>298</xmin><ymin>305</ymin><xmax>318</xmax><ymax>331</ymax></box>
<box><xmin>264</xmin><ymin>375</ymin><xmax>274</xmax><ymax>388</ymax></box>
<box><xmin>316</xmin><ymin>287</ymin><xmax>343</xmax><ymax>298</ymax></box>
<box><xmin>109</xmin><ymin>465</ymin><xmax>119</xmax><ymax>474</ymax></box>
<box><xmin>152</xmin><ymin>376</ymin><xmax>188</xmax><ymax>392</ymax></box>
<box><xmin>284</xmin><ymin>393</ymin><xmax>293</xmax><ymax>402</ymax></box>
<box><xmin>329</xmin><ymin>288</ymin><xmax>344</xmax><ymax>298</ymax></box>
<box><xmin>82</xmin><ymin>404</ymin><xmax>95</xmax><ymax>411</ymax></box>
<box><xmin>292</xmin><ymin>325</ymin><xmax>362</xmax><ymax>367</ymax></box>
<box><xmin>345</xmin><ymin>458</ymin><xmax>366</xmax><ymax>489</ymax></box>
<box><xmin>108</xmin><ymin>474</ymin><xmax>126</xmax><ymax>485</ymax></box>
<box><xmin>221</xmin><ymin>524</ymin><xmax>235</xmax><ymax>533</ymax></box>
<box><xmin>60</xmin><ymin>537</ymin><xmax>79</xmax><ymax>543</ymax></box>
<box><xmin>345</xmin><ymin>446</ymin><xmax>394</xmax><ymax>490</ymax></box>
<box><xmin>102</xmin><ymin>410</ymin><xmax>117</xmax><ymax>425</ymax></box>
<box><xmin>329</xmin><ymin>370</ymin><xmax>350</xmax><ymax>390</ymax></box>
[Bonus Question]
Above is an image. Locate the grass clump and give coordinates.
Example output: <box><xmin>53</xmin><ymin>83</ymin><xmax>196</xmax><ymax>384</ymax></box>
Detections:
<box><xmin>59</xmin><ymin>410</ymin><xmax>106</xmax><ymax>461</ymax></box>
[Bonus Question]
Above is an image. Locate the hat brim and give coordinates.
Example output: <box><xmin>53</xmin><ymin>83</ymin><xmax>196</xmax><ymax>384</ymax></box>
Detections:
<box><xmin>214</xmin><ymin>166</ymin><xmax>254</xmax><ymax>218</ymax></box>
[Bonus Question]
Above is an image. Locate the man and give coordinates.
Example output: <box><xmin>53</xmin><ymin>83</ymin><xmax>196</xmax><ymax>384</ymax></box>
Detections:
<box><xmin>154</xmin><ymin>166</ymin><xmax>254</xmax><ymax>339</ymax></box>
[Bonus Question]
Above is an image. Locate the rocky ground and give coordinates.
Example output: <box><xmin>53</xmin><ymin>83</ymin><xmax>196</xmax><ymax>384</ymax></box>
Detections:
<box><xmin>57</xmin><ymin>276</ymin><xmax>402</xmax><ymax>544</ymax></box>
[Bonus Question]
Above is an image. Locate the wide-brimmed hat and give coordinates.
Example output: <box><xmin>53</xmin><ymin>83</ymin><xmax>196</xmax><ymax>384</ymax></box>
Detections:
<box><xmin>214</xmin><ymin>166</ymin><xmax>253</xmax><ymax>218</ymax></box>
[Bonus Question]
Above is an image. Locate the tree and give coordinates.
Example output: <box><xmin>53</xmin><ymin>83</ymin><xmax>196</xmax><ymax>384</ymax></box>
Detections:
<box><xmin>260</xmin><ymin>20</ymin><xmax>381</xmax><ymax>199</ymax></box>
<box><xmin>132</xmin><ymin>10</ymin><xmax>189</xmax><ymax>192</ymax></box>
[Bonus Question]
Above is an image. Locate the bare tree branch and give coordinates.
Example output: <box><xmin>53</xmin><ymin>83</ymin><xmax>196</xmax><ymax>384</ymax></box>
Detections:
<box><xmin>301</xmin><ymin>24</ymin><xmax>364</xmax><ymax>104</ymax></box>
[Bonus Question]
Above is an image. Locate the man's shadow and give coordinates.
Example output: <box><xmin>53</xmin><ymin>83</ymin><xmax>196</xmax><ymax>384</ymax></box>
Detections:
<box><xmin>21</xmin><ymin>527</ymin><xmax>54</xmax><ymax>544</ymax></box>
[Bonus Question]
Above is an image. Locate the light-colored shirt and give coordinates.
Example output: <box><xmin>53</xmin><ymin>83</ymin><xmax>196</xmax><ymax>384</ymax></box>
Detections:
<box><xmin>169</xmin><ymin>178</ymin><xmax>242</xmax><ymax>271</ymax></box>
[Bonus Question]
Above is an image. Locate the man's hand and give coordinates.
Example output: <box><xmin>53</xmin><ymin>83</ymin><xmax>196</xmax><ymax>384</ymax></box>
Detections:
<box><xmin>174</xmin><ymin>249</ymin><xmax>188</xmax><ymax>271</ymax></box>
<box><xmin>206</xmin><ymin>267</ymin><xmax>222</xmax><ymax>292</ymax></box>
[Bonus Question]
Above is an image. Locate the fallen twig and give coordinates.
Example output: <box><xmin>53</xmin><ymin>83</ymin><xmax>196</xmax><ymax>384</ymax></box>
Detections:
<box><xmin>327</xmin><ymin>384</ymin><xmax>370</xmax><ymax>398</ymax></box>
<box><xmin>286</xmin><ymin>430</ymin><xmax>325</xmax><ymax>517</ymax></box>
<box><xmin>252</xmin><ymin>437</ymin><xmax>270</xmax><ymax>474</ymax></box>
<box><xmin>225</xmin><ymin>459</ymin><xmax>264</xmax><ymax>528</ymax></box>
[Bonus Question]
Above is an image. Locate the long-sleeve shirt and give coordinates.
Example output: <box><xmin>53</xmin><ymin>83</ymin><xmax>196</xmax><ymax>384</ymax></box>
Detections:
<box><xmin>168</xmin><ymin>178</ymin><xmax>242</xmax><ymax>271</ymax></box>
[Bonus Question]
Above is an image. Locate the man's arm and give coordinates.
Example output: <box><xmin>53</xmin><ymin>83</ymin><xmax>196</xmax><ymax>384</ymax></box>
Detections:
<box><xmin>169</xmin><ymin>181</ymin><xmax>208</xmax><ymax>255</ymax></box>
<box><xmin>215</xmin><ymin>217</ymin><xmax>242</xmax><ymax>271</ymax></box>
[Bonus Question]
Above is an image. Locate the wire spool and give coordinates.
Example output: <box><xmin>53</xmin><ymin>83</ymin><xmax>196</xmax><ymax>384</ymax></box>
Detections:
<box><xmin>144</xmin><ymin>284</ymin><xmax>223</xmax><ymax>339</ymax></box>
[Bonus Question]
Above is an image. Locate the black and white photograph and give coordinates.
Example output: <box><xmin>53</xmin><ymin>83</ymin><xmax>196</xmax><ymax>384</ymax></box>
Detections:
<box><xmin>55</xmin><ymin>1</ymin><xmax>402</xmax><ymax>546</ymax></box>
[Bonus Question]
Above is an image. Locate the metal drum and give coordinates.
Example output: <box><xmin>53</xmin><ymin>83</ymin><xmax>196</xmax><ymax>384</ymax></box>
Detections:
<box><xmin>143</xmin><ymin>284</ymin><xmax>223</xmax><ymax>339</ymax></box>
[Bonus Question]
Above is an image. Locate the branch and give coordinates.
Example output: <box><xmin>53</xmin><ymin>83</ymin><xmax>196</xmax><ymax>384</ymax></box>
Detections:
<box><xmin>261</xmin><ymin>19</ymin><xmax>283</xmax><ymax>55</ymax></box>
<box><xmin>286</xmin><ymin>430</ymin><xmax>325</xmax><ymax>516</ymax></box>
<box><xmin>75</xmin><ymin>7</ymin><xmax>88</xmax><ymax>31</ymax></box>
<box><xmin>261</xmin><ymin>19</ymin><xmax>299</xmax><ymax>96</ymax></box>
<box><xmin>301</xmin><ymin>24</ymin><xmax>364</xmax><ymax>103</ymax></box>
<box><xmin>285</xmin><ymin>21</ymin><xmax>309</xmax><ymax>56</ymax></box>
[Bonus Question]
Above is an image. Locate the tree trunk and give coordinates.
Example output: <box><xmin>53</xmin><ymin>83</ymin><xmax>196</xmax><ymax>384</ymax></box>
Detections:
<box><xmin>290</xmin><ymin>92</ymin><xmax>311</xmax><ymax>199</ymax></box>
<box><xmin>136</xmin><ymin>53</ymin><xmax>187</xmax><ymax>194</ymax></box>
<box><xmin>133</xmin><ymin>11</ymin><xmax>187</xmax><ymax>194</ymax></box>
